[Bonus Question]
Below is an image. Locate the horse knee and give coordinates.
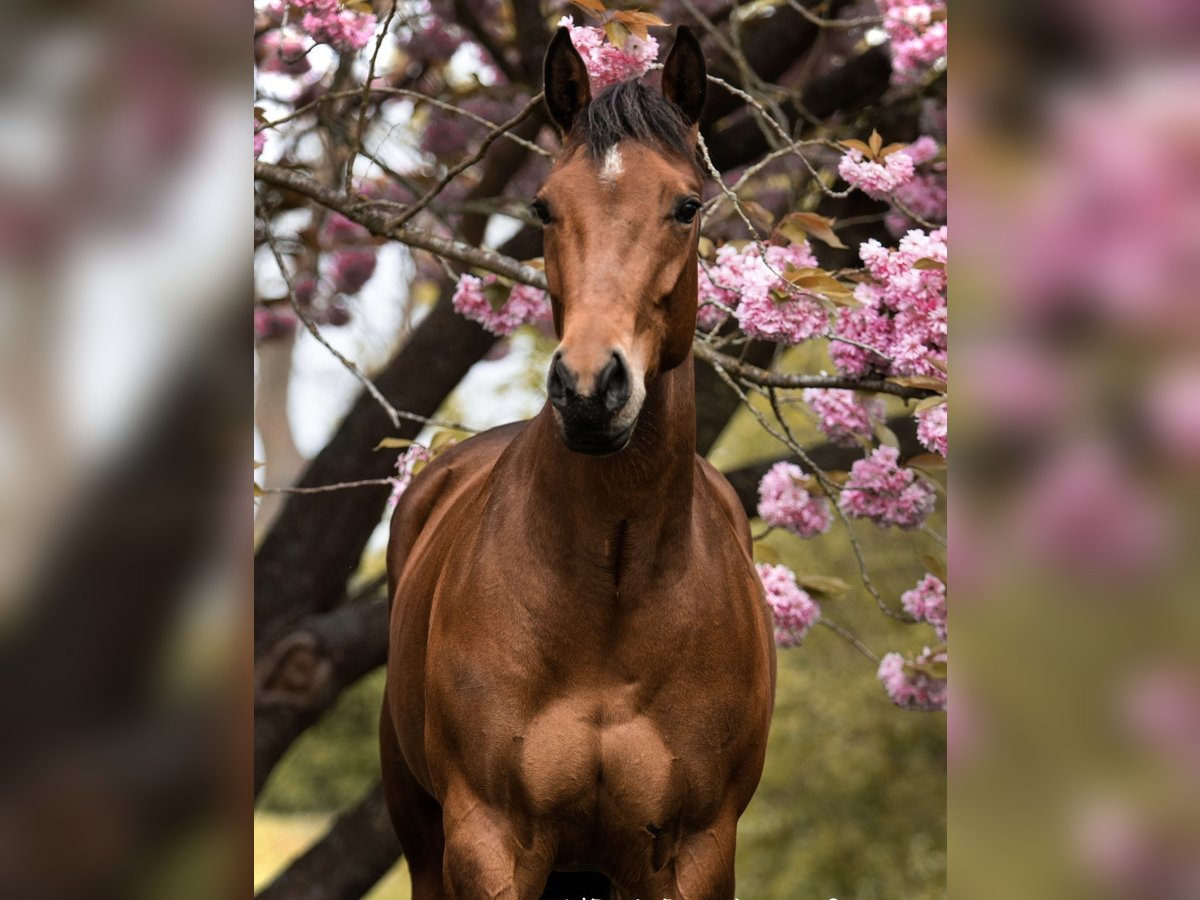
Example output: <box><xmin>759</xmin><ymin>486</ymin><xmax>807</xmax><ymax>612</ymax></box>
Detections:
<box><xmin>442</xmin><ymin>803</ymin><xmax>549</xmax><ymax>900</ymax></box>
<box><xmin>672</xmin><ymin>824</ymin><xmax>737</xmax><ymax>900</ymax></box>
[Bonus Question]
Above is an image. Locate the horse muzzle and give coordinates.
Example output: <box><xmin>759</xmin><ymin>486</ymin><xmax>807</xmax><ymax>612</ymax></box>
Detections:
<box><xmin>547</xmin><ymin>349</ymin><xmax>641</xmax><ymax>455</ymax></box>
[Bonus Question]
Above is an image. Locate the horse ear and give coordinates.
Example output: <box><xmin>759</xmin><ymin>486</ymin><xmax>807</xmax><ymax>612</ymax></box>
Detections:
<box><xmin>544</xmin><ymin>27</ymin><xmax>591</xmax><ymax>135</ymax></box>
<box><xmin>662</xmin><ymin>26</ymin><xmax>706</xmax><ymax>126</ymax></box>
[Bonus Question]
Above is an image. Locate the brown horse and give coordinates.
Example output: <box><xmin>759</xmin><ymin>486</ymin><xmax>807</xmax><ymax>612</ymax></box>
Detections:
<box><xmin>381</xmin><ymin>27</ymin><xmax>775</xmax><ymax>900</ymax></box>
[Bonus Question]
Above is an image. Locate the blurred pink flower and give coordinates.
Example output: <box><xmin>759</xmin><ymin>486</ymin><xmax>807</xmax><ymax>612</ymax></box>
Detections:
<box><xmin>1018</xmin><ymin>443</ymin><xmax>1168</xmax><ymax>579</ymax></box>
<box><xmin>757</xmin><ymin>563</ymin><xmax>821</xmax><ymax>648</ymax></box>
<box><xmin>878</xmin><ymin>647</ymin><xmax>947</xmax><ymax>711</ymax></box>
<box><xmin>329</xmin><ymin>249</ymin><xmax>377</xmax><ymax>294</ymax></box>
<box><xmin>901</xmin><ymin>573</ymin><xmax>947</xmax><ymax>640</ymax></box>
<box><xmin>257</xmin><ymin>31</ymin><xmax>312</xmax><ymax>76</ymax></box>
<box><xmin>1145</xmin><ymin>362</ymin><xmax>1200</xmax><ymax>466</ymax></box>
<box><xmin>558</xmin><ymin>16</ymin><xmax>659</xmax><ymax>92</ymax></box>
<box><xmin>757</xmin><ymin>462</ymin><xmax>832</xmax><ymax>538</ymax></box>
<box><xmin>916</xmin><ymin>401</ymin><xmax>947</xmax><ymax>457</ymax></box>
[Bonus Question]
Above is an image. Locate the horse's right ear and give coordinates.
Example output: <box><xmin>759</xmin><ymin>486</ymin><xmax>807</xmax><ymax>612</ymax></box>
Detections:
<box><xmin>544</xmin><ymin>27</ymin><xmax>591</xmax><ymax>135</ymax></box>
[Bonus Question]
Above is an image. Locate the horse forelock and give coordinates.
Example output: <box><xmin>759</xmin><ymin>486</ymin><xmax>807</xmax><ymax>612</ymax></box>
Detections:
<box><xmin>571</xmin><ymin>80</ymin><xmax>695</xmax><ymax>166</ymax></box>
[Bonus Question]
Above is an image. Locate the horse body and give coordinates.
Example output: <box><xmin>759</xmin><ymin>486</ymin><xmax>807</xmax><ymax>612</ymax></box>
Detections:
<box><xmin>382</xmin><ymin>27</ymin><xmax>775</xmax><ymax>899</ymax></box>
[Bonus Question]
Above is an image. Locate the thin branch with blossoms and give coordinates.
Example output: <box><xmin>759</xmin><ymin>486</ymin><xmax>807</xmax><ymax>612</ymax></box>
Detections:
<box><xmin>346</xmin><ymin>1</ymin><xmax>399</xmax><ymax>194</ymax></box>
<box><xmin>693</xmin><ymin>342</ymin><xmax>935</xmax><ymax>401</ymax></box>
<box><xmin>256</xmin><ymin>193</ymin><xmax>404</xmax><ymax>431</ymax></box>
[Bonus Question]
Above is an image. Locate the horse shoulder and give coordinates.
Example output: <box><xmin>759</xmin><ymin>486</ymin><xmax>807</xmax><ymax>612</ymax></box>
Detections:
<box><xmin>694</xmin><ymin>456</ymin><xmax>754</xmax><ymax>558</ymax></box>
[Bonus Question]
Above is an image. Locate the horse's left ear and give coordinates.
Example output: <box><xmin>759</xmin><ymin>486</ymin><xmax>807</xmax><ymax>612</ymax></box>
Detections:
<box><xmin>661</xmin><ymin>26</ymin><xmax>706</xmax><ymax>126</ymax></box>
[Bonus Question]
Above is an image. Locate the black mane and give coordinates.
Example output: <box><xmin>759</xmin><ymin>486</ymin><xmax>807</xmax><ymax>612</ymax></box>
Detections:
<box><xmin>574</xmin><ymin>80</ymin><xmax>692</xmax><ymax>160</ymax></box>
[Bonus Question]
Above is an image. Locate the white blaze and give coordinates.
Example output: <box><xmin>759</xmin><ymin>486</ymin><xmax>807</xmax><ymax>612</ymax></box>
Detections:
<box><xmin>599</xmin><ymin>146</ymin><xmax>623</xmax><ymax>184</ymax></box>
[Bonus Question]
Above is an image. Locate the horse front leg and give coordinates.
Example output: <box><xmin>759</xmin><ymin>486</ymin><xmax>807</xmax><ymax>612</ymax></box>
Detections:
<box><xmin>441</xmin><ymin>787</ymin><xmax>553</xmax><ymax>900</ymax></box>
<box><xmin>632</xmin><ymin>818</ymin><xmax>737</xmax><ymax>900</ymax></box>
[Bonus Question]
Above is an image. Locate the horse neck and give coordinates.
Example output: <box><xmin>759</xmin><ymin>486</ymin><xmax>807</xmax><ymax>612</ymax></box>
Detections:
<box><xmin>527</xmin><ymin>353</ymin><xmax>697</xmax><ymax>533</ymax></box>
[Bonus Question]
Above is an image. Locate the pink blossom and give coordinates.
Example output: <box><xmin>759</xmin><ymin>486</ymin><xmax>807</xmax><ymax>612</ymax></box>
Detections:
<box><xmin>387</xmin><ymin>445</ymin><xmax>433</xmax><ymax>510</ymax></box>
<box><xmin>839</xmin><ymin>445</ymin><xmax>937</xmax><ymax>530</ymax></box>
<box><xmin>878</xmin><ymin>647</ymin><xmax>947</xmax><ymax>711</ymax></box>
<box><xmin>915</xmin><ymin>401</ymin><xmax>947</xmax><ymax>457</ymax></box>
<box><xmin>452</xmin><ymin>274</ymin><xmax>552</xmax><ymax>336</ymax></box>
<box><xmin>886</xmin><ymin>173</ymin><xmax>947</xmax><ymax>236</ymax></box>
<box><xmin>757</xmin><ymin>563</ymin><xmax>821</xmax><ymax>648</ymax></box>
<box><xmin>830</xmin><ymin>227</ymin><xmax>947</xmax><ymax>379</ymax></box>
<box><xmin>257</xmin><ymin>32</ymin><xmax>312</xmax><ymax>76</ymax></box>
<box><xmin>879</xmin><ymin>0</ymin><xmax>948</xmax><ymax>84</ymax></box>
<box><xmin>838</xmin><ymin>149</ymin><xmax>916</xmax><ymax>199</ymax></box>
<box><xmin>322</xmin><ymin>211</ymin><xmax>370</xmax><ymax>243</ymax></box>
<box><xmin>329</xmin><ymin>249</ymin><xmax>377</xmax><ymax>294</ymax></box>
<box><xmin>757</xmin><ymin>462</ymin><xmax>832</xmax><ymax>538</ymax></box>
<box><xmin>288</xmin><ymin>0</ymin><xmax>377</xmax><ymax>52</ymax></box>
<box><xmin>254</xmin><ymin>306</ymin><xmax>297</xmax><ymax>340</ymax></box>
<box><xmin>802</xmin><ymin>388</ymin><xmax>883</xmax><ymax>447</ymax></box>
<box><xmin>901</xmin><ymin>573</ymin><xmax>947</xmax><ymax>640</ymax></box>
<box><xmin>906</xmin><ymin>135</ymin><xmax>941</xmax><ymax>166</ymax></box>
<box><xmin>558</xmin><ymin>16</ymin><xmax>659</xmax><ymax>92</ymax></box>
<box><xmin>698</xmin><ymin>242</ymin><xmax>827</xmax><ymax>344</ymax></box>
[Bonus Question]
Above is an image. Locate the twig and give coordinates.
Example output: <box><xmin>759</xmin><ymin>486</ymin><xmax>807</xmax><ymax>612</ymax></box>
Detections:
<box><xmin>784</xmin><ymin>0</ymin><xmax>884</xmax><ymax>30</ymax></box>
<box><xmin>346</xmin><ymin>2</ymin><xmax>399</xmax><ymax>193</ymax></box>
<box><xmin>260</xmin><ymin>478</ymin><xmax>397</xmax><ymax>495</ymax></box>
<box><xmin>693</xmin><ymin>342</ymin><xmax>935</xmax><ymax>400</ymax></box>
<box><xmin>255</xmin><ymin>194</ymin><xmax>403</xmax><ymax>429</ymax></box>
<box><xmin>817</xmin><ymin>618</ymin><xmax>881</xmax><ymax>663</ymax></box>
<box><xmin>387</xmin><ymin>93</ymin><xmax>544</xmax><ymax>230</ymax></box>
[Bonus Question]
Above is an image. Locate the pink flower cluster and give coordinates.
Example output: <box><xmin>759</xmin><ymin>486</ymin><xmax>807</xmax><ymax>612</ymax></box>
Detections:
<box><xmin>916</xmin><ymin>401</ymin><xmax>947</xmax><ymax>457</ymax></box>
<box><xmin>329</xmin><ymin>249</ymin><xmax>377</xmax><ymax>295</ymax></box>
<box><xmin>879</xmin><ymin>0</ymin><xmax>948</xmax><ymax>84</ymax></box>
<box><xmin>886</xmin><ymin>137</ymin><xmax>946</xmax><ymax>235</ymax></box>
<box><xmin>830</xmin><ymin>226</ymin><xmax>947</xmax><ymax>378</ymax></box>
<box><xmin>452</xmin><ymin>274</ymin><xmax>552</xmax><ymax>336</ymax></box>
<box><xmin>757</xmin><ymin>563</ymin><xmax>821</xmax><ymax>648</ymax></box>
<box><xmin>387</xmin><ymin>445</ymin><xmax>433</xmax><ymax>510</ymax></box>
<box><xmin>757</xmin><ymin>462</ymin><xmax>832</xmax><ymax>538</ymax></box>
<box><xmin>838</xmin><ymin>149</ymin><xmax>915</xmax><ymax>200</ymax></box>
<box><xmin>558</xmin><ymin>16</ymin><xmax>659</xmax><ymax>92</ymax></box>
<box><xmin>802</xmin><ymin>388</ymin><xmax>882</xmax><ymax>447</ymax></box>
<box><xmin>284</xmin><ymin>0</ymin><xmax>377</xmax><ymax>52</ymax></box>
<box><xmin>878</xmin><ymin>647</ymin><xmax>947</xmax><ymax>711</ymax></box>
<box><xmin>901</xmin><ymin>573</ymin><xmax>947</xmax><ymax>640</ymax></box>
<box><xmin>698</xmin><ymin>242</ymin><xmax>828</xmax><ymax>344</ymax></box>
<box><xmin>839</xmin><ymin>445</ymin><xmax>937</xmax><ymax>530</ymax></box>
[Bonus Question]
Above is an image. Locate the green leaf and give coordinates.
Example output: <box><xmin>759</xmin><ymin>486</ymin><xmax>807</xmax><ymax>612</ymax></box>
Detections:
<box><xmin>875</xmin><ymin>422</ymin><xmax>900</xmax><ymax>449</ymax></box>
<box><xmin>906</xmin><ymin>453</ymin><xmax>946</xmax><ymax>471</ymax></box>
<box><xmin>919</xmin><ymin>553</ymin><xmax>947</xmax><ymax>580</ymax></box>
<box><xmin>914</xmin><ymin>394</ymin><xmax>947</xmax><ymax>413</ymax></box>
<box><xmin>795</xmin><ymin>574</ymin><xmax>851</xmax><ymax>598</ymax></box>
<box><xmin>604</xmin><ymin>19</ymin><xmax>631</xmax><ymax>48</ymax></box>
<box><xmin>482</xmin><ymin>282</ymin><xmax>510</xmax><ymax>313</ymax></box>
<box><xmin>374</xmin><ymin>437</ymin><xmax>416</xmax><ymax>451</ymax></box>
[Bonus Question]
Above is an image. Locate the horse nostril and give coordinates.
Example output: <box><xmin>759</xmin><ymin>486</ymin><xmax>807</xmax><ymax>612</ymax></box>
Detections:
<box><xmin>547</xmin><ymin>353</ymin><xmax>573</xmax><ymax>408</ymax></box>
<box><xmin>598</xmin><ymin>352</ymin><xmax>631</xmax><ymax>412</ymax></box>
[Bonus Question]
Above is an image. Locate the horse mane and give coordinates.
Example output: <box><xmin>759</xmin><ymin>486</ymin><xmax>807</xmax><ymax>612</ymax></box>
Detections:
<box><xmin>574</xmin><ymin>80</ymin><xmax>693</xmax><ymax>161</ymax></box>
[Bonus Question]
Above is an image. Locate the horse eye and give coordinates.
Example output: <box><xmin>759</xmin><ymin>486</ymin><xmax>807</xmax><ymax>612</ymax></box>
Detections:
<box><xmin>530</xmin><ymin>199</ymin><xmax>552</xmax><ymax>225</ymax></box>
<box><xmin>673</xmin><ymin>198</ymin><xmax>701</xmax><ymax>224</ymax></box>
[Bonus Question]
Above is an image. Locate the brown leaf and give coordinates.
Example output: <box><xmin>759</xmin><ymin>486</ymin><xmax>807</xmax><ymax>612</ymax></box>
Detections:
<box><xmin>888</xmin><ymin>374</ymin><xmax>948</xmax><ymax>392</ymax></box>
<box><xmin>374</xmin><ymin>437</ymin><xmax>416</xmax><ymax>451</ymax></box>
<box><xmin>570</xmin><ymin>0</ymin><xmax>607</xmax><ymax>16</ymax></box>
<box><xmin>914</xmin><ymin>394</ymin><xmax>947</xmax><ymax>413</ymax></box>
<box><xmin>776</xmin><ymin>211</ymin><xmax>848</xmax><ymax>249</ymax></box>
<box><xmin>795</xmin><ymin>574</ymin><xmax>851</xmax><ymax>597</ymax></box>
<box><xmin>879</xmin><ymin>142</ymin><xmax>909</xmax><ymax>158</ymax></box>
<box><xmin>912</xmin><ymin>257</ymin><xmax>946</xmax><ymax>271</ymax></box>
<box><xmin>868</xmin><ymin>129</ymin><xmax>883</xmax><ymax>157</ymax></box>
<box><xmin>697</xmin><ymin>236</ymin><xmax>716</xmax><ymax>259</ymax></box>
<box><xmin>906</xmin><ymin>452</ymin><xmax>947</xmax><ymax>470</ymax></box>
<box><xmin>839</xmin><ymin>139</ymin><xmax>873</xmax><ymax>157</ymax></box>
